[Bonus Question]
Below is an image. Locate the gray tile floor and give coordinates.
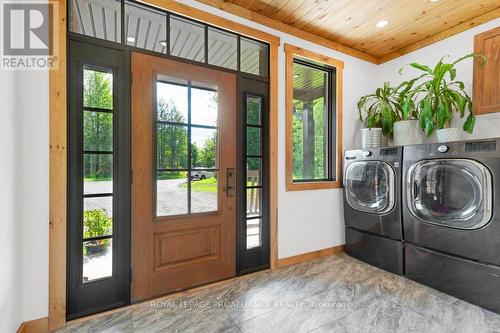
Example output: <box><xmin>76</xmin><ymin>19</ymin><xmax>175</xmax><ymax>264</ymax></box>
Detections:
<box><xmin>56</xmin><ymin>253</ymin><xmax>500</xmax><ymax>333</ymax></box>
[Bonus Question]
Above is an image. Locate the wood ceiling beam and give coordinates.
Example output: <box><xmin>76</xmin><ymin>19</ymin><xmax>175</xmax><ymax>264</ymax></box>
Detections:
<box><xmin>378</xmin><ymin>7</ymin><xmax>500</xmax><ymax>64</ymax></box>
<box><xmin>196</xmin><ymin>0</ymin><xmax>379</xmax><ymax>64</ymax></box>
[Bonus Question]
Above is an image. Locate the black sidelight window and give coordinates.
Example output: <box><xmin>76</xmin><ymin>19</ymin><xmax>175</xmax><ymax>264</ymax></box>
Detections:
<box><xmin>67</xmin><ymin>40</ymin><xmax>130</xmax><ymax>320</ymax></box>
<box><xmin>291</xmin><ymin>59</ymin><xmax>336</xmax><ymax>182</ymax></box>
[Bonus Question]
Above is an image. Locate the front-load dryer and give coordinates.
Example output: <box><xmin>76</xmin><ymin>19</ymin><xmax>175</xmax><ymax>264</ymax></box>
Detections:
<box><xmin>343</xmin><ymin>146</ymin><xmax>403</xmax><ymax>275</ymax></box>
<box><xmin>403</xmin><ymin>139</ymin><xmax>500</xmax><ymax>313</ymax></box>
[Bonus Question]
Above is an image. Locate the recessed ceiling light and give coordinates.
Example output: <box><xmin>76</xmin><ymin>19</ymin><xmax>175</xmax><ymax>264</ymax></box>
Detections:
<box><xmin>159</xmin><ymin>40</ymin><xmax>167</xmax><ymax>47</ymax></box>
<box><xmin>430</xmin><ymin>0</ymin><xmax>439</xmax><ymax>2</ymax></box>
<box><xmin>376</xmin><ymin>20</ymin><xmax>389</xmax><ymax>28</ymax></box>
<box><xmin>127</xmin><ymin>36</ymin><xmax>135</xmax><ymax>43</ymax></box>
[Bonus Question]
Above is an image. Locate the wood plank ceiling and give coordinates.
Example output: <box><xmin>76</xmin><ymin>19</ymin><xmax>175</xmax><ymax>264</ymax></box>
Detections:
<box><xmin>197</xmin><ymin>0</ymin><xmax>500</xmax><ymax>63</ymax></box>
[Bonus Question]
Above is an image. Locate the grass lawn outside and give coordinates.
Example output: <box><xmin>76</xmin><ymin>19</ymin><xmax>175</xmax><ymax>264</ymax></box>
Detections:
<box><xmin>182</xmin><ymin>178</ymin><xmax>218</xmax><ymax>193</ymax></box>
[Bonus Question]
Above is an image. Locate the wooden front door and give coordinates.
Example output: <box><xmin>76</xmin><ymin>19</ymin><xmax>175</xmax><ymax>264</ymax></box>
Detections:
<box><xmin>131</xmin><ymin>53</ymin><xmax>236</xmax><ymax>301</ymax></box>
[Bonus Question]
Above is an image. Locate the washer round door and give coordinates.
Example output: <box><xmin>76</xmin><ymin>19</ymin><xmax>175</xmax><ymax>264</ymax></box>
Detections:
<box><xmin>345</xmin><ymin>161</ymin><xmax>395</xmax><ymax>214</ymax></box>
<box><xmin>406</xmin><ymin>159</ymin><xmax>492</xmax><ymax>229</ymax></box>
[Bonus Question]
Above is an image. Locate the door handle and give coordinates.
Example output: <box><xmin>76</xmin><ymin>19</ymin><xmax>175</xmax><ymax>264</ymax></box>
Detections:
<box><xmin>412</xmin><ymin>181</ymin><xmax>419</xmax><ymax>199</ymax></box>
<box><xmin>225</xmin><ymin>168</ymin><xmax>235</xmax><ymax>197</ymax></box>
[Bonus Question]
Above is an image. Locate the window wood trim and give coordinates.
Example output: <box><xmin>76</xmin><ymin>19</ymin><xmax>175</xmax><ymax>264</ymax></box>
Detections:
<box><xmin>284</xmin><ymin>43</ymin><xmax>343</xmax><ymax>191</ymax></box>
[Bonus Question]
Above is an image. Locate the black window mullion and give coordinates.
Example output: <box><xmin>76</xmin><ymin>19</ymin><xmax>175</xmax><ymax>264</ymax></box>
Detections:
<box><xmin>83</xmin><ymin>235</ymin><xmax>113</xmax><ymax>242</ymax></box>
<box><xmin>83</xmin><ymin>150</ymin><xmax>114</xmax><ymax>155</ymax></box>
<box><xmin>83</xmin><ymin>106</ymin><xmax>113</xmax><ymax>113</ymax></box>
<box><xmin>84</xmin><ymin>193</ymin><xmax>113</xmax><ymax>198</ymax></box>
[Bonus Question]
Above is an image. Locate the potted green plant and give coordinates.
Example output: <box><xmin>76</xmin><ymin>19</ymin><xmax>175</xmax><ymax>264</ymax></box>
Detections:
<box><xmin>83</xmin><ymin>209</ymin><xmax>112</xmax><ymax>254</ymax></box>
<box><xmin>357</xmin><ymin>82</ymin><xmax>398</xmax><ymax>147</ymax></box>
<box><xmin>358</xmin><ymin>79</ymin><xmax>423</xmax><ymax>146</ymax></box>
<box><xmin>399</xmin><ymin>54</ymin><xmax>486</xmax><ymax>142</ymax></box>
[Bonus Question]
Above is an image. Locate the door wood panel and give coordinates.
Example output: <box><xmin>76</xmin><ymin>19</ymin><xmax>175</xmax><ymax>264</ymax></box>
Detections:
<box><xmin>131</xmin><ymin>52</ymin><xmax>236</xmax><ymax>301</ymax></box>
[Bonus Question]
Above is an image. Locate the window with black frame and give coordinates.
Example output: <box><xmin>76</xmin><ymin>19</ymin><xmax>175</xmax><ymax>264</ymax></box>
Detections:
<box><xmin>291</xmin><ymin>58</ymin><xmax>335</xmax><ymax>183</ymax></box>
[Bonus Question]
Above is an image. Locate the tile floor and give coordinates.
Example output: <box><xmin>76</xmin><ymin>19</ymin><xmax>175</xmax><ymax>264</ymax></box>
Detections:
<box><xmin>55</xmin><ymin>253</ymin><xmax>500</xmax><ymax>333</ymax></box>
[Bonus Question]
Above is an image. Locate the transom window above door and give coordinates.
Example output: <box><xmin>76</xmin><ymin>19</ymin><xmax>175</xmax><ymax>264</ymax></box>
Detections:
<box><xmin>69</xmin><ymin>0</ymin><xmax>269</xmax><ymax>77</ymax></box>
<box><xmin>155</xmin><ymin>75</ymin><xmax>220</xmax><ymax>217</ymax></box>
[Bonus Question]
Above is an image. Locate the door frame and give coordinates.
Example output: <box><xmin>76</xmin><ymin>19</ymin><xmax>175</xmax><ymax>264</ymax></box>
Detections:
<box><xmin>49</xmin><ymin>0</ymin><xmax>280</xmax><ymax>329</ymax></box>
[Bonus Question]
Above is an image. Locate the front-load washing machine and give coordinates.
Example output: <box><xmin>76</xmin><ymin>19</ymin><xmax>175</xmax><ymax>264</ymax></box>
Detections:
<box><xmin>343</xmin><ymin>146</ymin><xmax>404</xmax><ymax>275</ymax></box>
<box><xmin>403</xmin><ymin>139</ymin><xmax>500</xmax><ymax>313</ymax></box>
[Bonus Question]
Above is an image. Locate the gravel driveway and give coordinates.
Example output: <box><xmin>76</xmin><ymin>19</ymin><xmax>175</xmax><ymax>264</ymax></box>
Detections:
<box><xmin>84</xmin><ymin>179</ymin><xmax>217</xmax><ymax>217</ymax></box>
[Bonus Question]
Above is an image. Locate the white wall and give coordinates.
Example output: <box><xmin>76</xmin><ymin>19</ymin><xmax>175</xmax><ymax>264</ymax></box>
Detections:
<box><xmin>177</xmin><ymin>0</ymin><xmax>378</xmax><ymax>258</ymax></box>
<box><xmin>0</xmin><ymin>68</ymin><xmax>21</xmax><ymax>333</ymax></box>
<box><xmin>377</xmin><ymin>18</ymin><xmax>500</xmax><ymax>141</ymax></box>
<box><xmin>16</xmin><ymin>70</ymin><xmax>50</xmax><ymax>323</ymax></box>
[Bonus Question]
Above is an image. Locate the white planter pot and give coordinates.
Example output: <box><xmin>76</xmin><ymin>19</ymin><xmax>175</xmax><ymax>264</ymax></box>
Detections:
<box><xmin>436</xmin><ymin>128</ymin><xmax>460</xmax><ymax>143</ymax></box>
<box><xmin>393</xmin><ymin>120</ymin><xmax>424</xmax><ymax>146</ymax></box>
<box><xmin>361</xmin><ymin>128</ymin><xmax>382</xmax><ymax>148</ymax></box>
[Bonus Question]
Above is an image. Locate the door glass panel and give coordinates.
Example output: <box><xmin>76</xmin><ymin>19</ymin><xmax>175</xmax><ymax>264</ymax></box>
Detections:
<box><xmin>408</xmin><ymin>160</ymin><xmax>492</xmax><ymax>229</ymax></box>
<box><xmin>83</xmin><ymin>238</ymin><xmax>113</xmax><ymax>283</ymax></box>
<box><xmin>156</xmin><ymin>171</ymin><xmax>188</xmax><ymax>216</ymax></box>
<box><xmin>191</xmin><ymin>127</ymin><xmax>217</xmax><ymax>169</ymax></box>
<box><xmin>191</xmin><ymin>86</ymin><xmax>218</xmax><ymax>127</ymax></box>
<box><xmin>157</xmin><ymin>81</ymin><xmax>188</xmax><ymax>123</ymax></box>
<box><xmin>208</xmin><ymin>27</ymin><xmax>237</xmax><ymax>70</ymax></box>
<box><xmin>345</xmin><ymin>161</ymin><xmax>394</xmax><ymax>214</ymax></box>
<box><xmin>170</xmin><ymin>16</ymin><xmax>205</xmax><ymax>62</ymax></box>
<box><xmin>156</xmin><ymin>123</ymin><xmax>188</xmax><ymax>169</ymax></box>
<box><xmin>83</xmin><ymin>68</ymin><xmax>113</xmax><ymax>109</ymax></box>
<box><xmin>125</xmin><ymin>1</ymin><xmax>167</xmax><ymax>53</ymax></box>
<box><xmin>155</xmin><ymin>77</ymin><xmax>219</xmax><ymax>217</ymax></box>
<box><xmin>247</xmin><ymin>218</ymin><xmax>261</xmax><ymax>249</ymax></box>
<box><xmin>70</xmin><ymin>0</ymin><xmax>121</xmax><ymax>43</ymax></box>
<box><xmin>190</xmin><ymin>171</ymin><xmax>218</xmax><ymax>213</ymax></box>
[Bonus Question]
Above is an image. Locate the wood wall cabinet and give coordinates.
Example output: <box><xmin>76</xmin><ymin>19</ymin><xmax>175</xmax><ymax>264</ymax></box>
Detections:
<box><xmin>473</xmin><ymin>26</ymin><xmax>500</xmax><ymax>115</ymax></box>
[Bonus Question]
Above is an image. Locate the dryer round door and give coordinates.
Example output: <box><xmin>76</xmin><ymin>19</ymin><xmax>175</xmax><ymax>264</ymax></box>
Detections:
<box><xmin>406</xmin><ymin>159</ymin><xmax>492</xmax><ymax>229</ymax></box>
<box><xmin>344</xmin><ymin>161</ymin><xmax>395</xmax><ymax>214</ymax></box>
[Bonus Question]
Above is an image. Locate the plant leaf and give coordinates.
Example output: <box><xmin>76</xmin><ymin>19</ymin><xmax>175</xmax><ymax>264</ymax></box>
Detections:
<box><xmin>463</xmin><ymin>113</ymin><xmax>476</xmax><ymax>134</ymax></box>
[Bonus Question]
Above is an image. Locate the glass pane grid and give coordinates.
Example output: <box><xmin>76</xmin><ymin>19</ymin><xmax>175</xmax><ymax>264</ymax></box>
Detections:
<box><xmin>156</xmin><ymin>79</ymin><xmax>219</xmax><ymax>217</ymax></box>
<box><xmin>81</xmin><ymin>66</ymin><xmax>115</xmax><ymax>283</ymax></box>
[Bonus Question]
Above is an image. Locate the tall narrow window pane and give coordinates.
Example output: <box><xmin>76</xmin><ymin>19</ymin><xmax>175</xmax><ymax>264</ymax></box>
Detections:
<box><xmin>83</xmin><ymin>239</ymin><xmax>113</xmax><ymax>282</ymax></box>
<box><xmin>83</xmin><ymin>111</ymin><xmax>113</xmax><ymax>151</ymax></box>
<box><xmin>247</xmin><ymin>127</ymin><xmax>261</xmax><ymax>156</ymax></box>
<box><xmin>247</xmin><ymin>188</ymin><xmax>261</xmax><ymax>217</ymax></box>
<box><xmin>240</xmin><ymin>37</ymin><xmax>268</xmax><ymax>77</ymax></box>
<box><xmin>208</xmin><ymin>28</ymin><xmax>237</xmax><ymax>70</ymax></box>
<box><xmin>83</xmin><ymin>197</ymin><xmax>113</xmax><ymax>238</ymax></box>
<box><xmin>84</xmin><ymin>154</ymin><xmax>113</xmax><ymax>194</ymax></box>
<box><xmin>84</xmin><ymin>68</ymin><xmax>113</xmax><ymax>109</ymax></box>
<box><xmin>125</xmin><ymin>1</ymin><xmax>167</xmax><ymax>53</ymax></box>
<box><xmin>170</xmin><ymin>16</ymin><xmax>205</xmax><ymax>62</ymax></box>
<box><xmin>247</xmin><ymin>95</ymin><xmax>262</xmax><ymax>125</ymax></box>
<box><xmin>292</xmin><ymin>61</ymin><xmax>330</xmax><ymax>181</ymax></box>
<box><xmin>70</xmin><ymin>0</ymin><xmax>121</xmax><ymax>43</ymax></box>
<box><xmin>247</xmin><ymin>219</ymin><xmax>261</xmax><ymax>249</ymax></box>
<box><xmin>247</xmin><ymin>158</ymin><xmax>262</xmax><ymax>187</ymax></box>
